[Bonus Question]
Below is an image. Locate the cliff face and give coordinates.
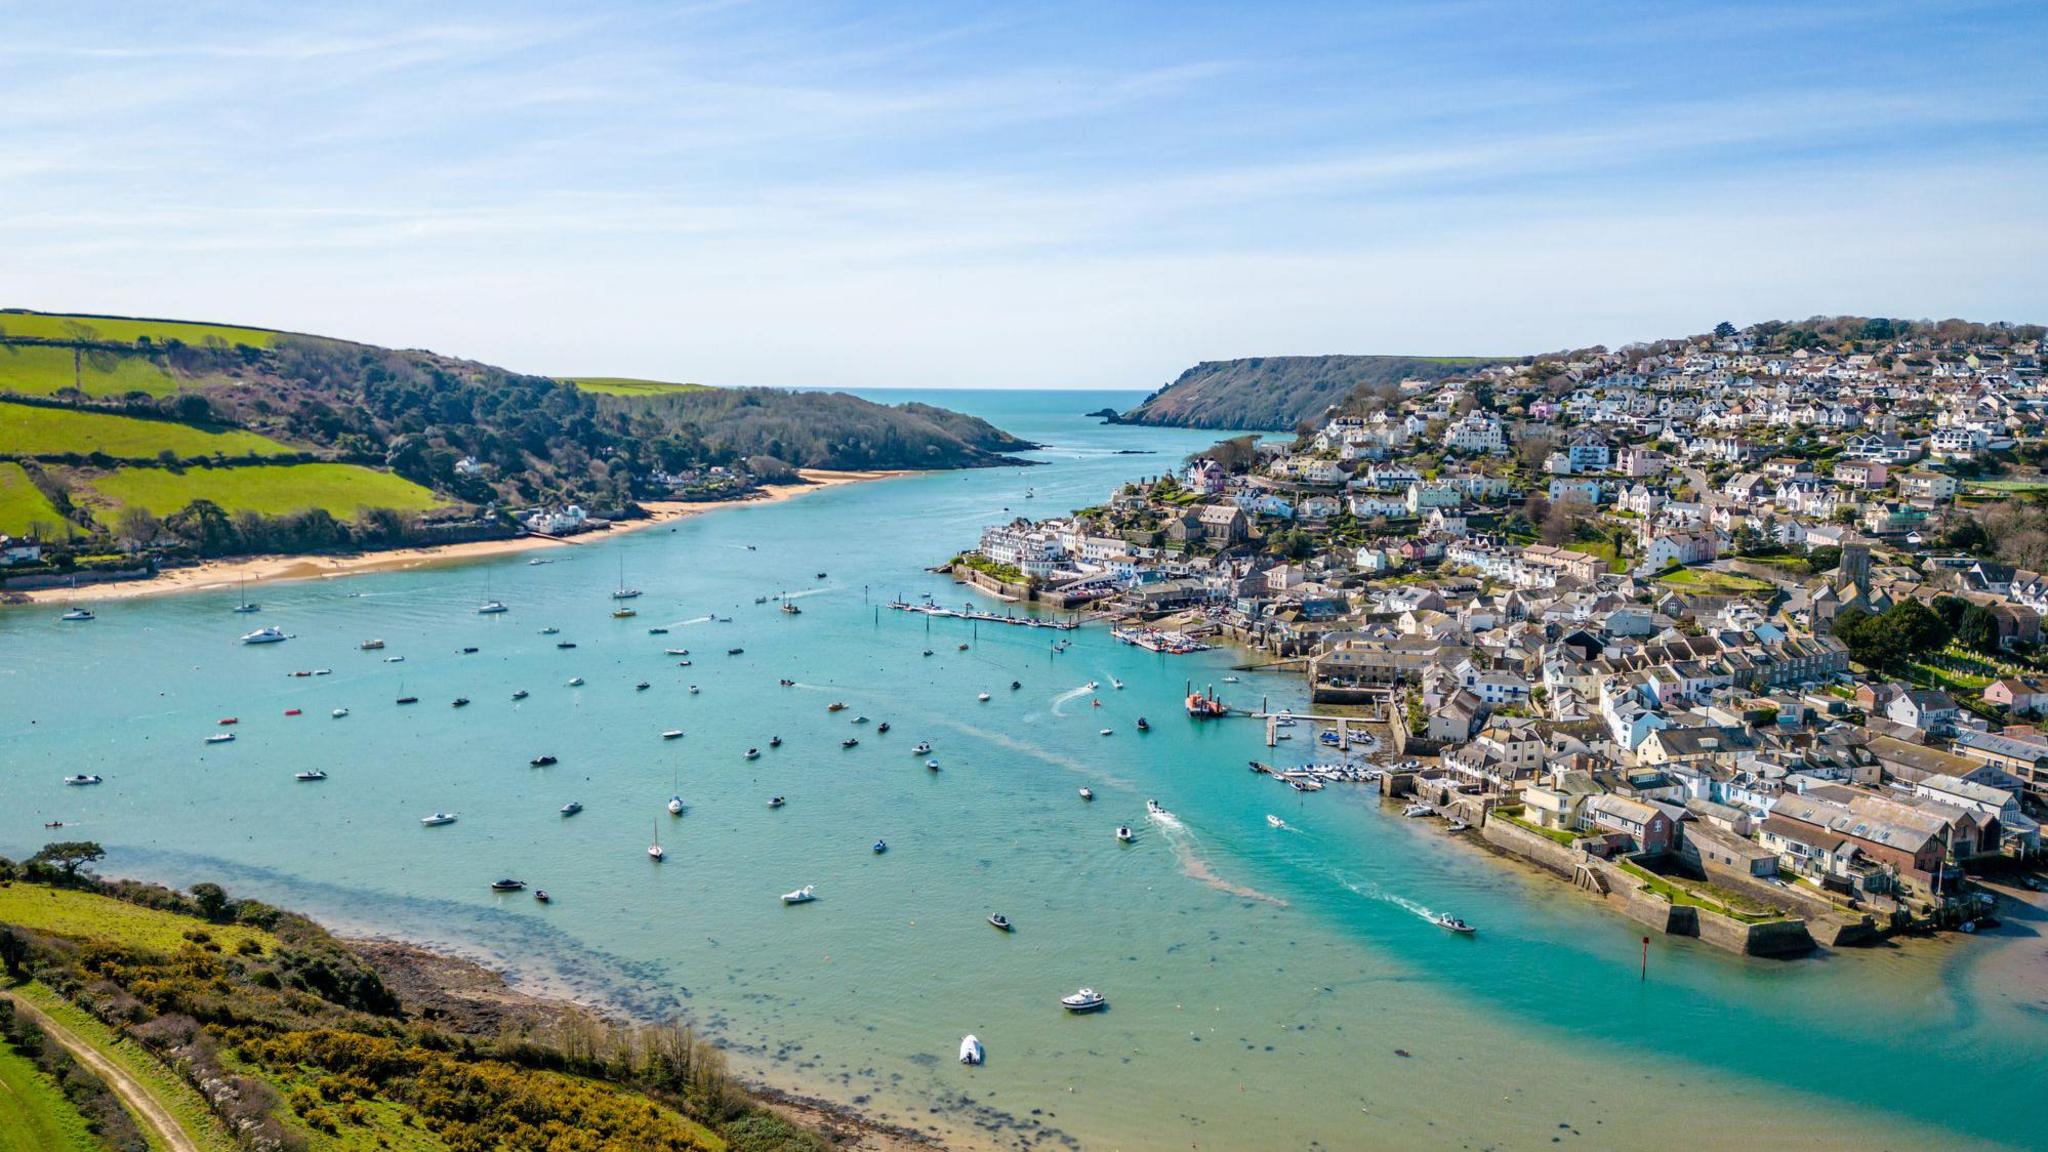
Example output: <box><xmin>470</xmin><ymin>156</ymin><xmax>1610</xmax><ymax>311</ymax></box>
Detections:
<box><xmin>1118</xmin><ymin>355</ymin><xmax>1502</xmax><ymax>431</ymax></box>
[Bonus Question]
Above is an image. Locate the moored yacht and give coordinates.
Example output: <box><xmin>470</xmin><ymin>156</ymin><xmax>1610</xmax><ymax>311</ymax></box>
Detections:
<box><xmin>60</xmin><ymin>608</ymin><xmax>95</xmax><ymax>622</ymax></box>
<box><xmin>560</xmin><ymin>801</ymin><xmax>583</xmax><ymax>816</ymax></box>
<box><xmin>959</xmin><ymin>1035</ymin><xmax>984</xmax><ymax>1065</ymax></box>
<box><xmin>667</xmin><ymin>794</ymin><xmax>685</xmax><ymax>815</ymax></box>
<box><xmin>478</xmin><ymin>600</ymin><xmax>508</xmax><ymax>615</ymax></box>
<box><xmin>240</xmin><ymin>626</ymin><xmax>288</xmax><ymax>644</ymax></box>
<box><xmin>489</xmin><ymin>878</ymin><xmax>526</xmax><ymax>892</ymax></box>
<box><xmin>331</xmin><ymin>708</ymin><xmax>349</xmax><ymax>718</ymax></box>
<box><xmin>1059</xmin><ymin>987</ymin><xmax>1106</xmax><ymax>1012</ymax></box>
<box><xmin>64</xmin><ymin>774</ymin><xmax>102</xmax><ymax>786</ymax></box>
<box><xmin>205</xmin><ymin>732</ymin><xmax>235</xmax><ymax>744</ymax></box>
<box><xmin>420</xmin><ymin>812</ymin><xmax>457</xmax><ymax>826</ymax></box>
<box><xmin>295</xmin><ymin>769</ymin><xmax>327</xmax><ymax>781</ymax></box>
<box><xmin>661</xmin><ymin>729</ymin><xmax>685</xmax><ymax>740</ymax></box>
<box><xmin>781</xmin><ymin>884</ymin><xmax>816</xmax><ymax>904</ymax></box>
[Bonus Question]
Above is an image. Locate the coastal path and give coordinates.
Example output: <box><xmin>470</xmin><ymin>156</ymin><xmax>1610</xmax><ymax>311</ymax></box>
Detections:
<box><xmin>1</xmin><ymin>991</ymin><xmax>203</xmax><ymax>1152</ymax></box>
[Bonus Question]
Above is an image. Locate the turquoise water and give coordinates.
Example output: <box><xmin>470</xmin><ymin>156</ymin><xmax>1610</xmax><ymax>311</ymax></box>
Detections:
<box><xmin>3</xmin><ymin>389</ymin><xmax>2042</xmax><ymax>1150</ymax></box>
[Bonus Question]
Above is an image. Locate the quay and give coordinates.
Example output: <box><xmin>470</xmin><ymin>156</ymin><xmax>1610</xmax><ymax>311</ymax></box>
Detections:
<box><xmin>887</xmin><ymin>600</ymin><xmax>1081</xmax><ymax>630</ymax></box>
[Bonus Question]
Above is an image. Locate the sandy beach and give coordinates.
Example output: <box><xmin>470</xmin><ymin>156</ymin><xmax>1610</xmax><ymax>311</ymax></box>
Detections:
<box><xmin>20</xmin><ymin>468</ymin><xmax>913</xmax><ymax>604</ymax></box>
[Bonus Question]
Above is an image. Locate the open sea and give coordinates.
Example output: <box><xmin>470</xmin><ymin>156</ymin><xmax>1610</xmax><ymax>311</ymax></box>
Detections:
<box><xmin>2</xmin><ymin>389</ymin><xmax>2043</xmax><ymax>1150</ymax></box>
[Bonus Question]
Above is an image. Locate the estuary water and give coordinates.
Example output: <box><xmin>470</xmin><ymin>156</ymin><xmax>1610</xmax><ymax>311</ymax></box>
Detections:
<box><xmin>2</xmin><ymin>389</ymin><xmax>2042</xmax><ymax>1151</ymax></box>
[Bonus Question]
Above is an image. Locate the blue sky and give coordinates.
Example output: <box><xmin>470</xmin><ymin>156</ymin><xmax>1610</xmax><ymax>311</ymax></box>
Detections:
<box><xmin>2</xmin><ymin>1</ymin><xmax>2043</xmax><ymax>388</ymax></box>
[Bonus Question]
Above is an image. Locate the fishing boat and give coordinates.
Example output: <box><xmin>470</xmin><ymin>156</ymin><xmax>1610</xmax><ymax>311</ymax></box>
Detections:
<box><xmin>64</xmin><ymin>774</ymin><xmax>102</xmax><ymax>786</ymax></box>
<box><xmin>1266</xmin><ymin>814</ymin><xmax>1285</xmax><ymax>829</ymax></box>
<box><xmin>744</xmin><ymin>748</ymin><xmax>760</xmax><ymax>760</ymax></box>
<box><xmin>490</xmin><ymin>878</ymin><xmax>526</xmax><ymax>892</ymax></box>
<box><xmin>360</xmin><ymin>639</ymin><xmax>384</xmax><ymax>650</ymax></box>
<box><xmin>768</xmin><ymin>796</ymin><xmax>785</xmax><ymax>809</ymax></box>
<box><xmin>649</xmin><ymin>822</ymin><xmax>665</xmax><ymax>860</ymax></box>
<box><xmin>331</xmin><ymin>708</ymin><xmax>349</xmax><ymax>718</ymax></box>
<box><xmin>60</xmin><ymin>608</ymin><xmax>94</xmax><ymax>622</ymax></box>
<box><xmin>661</xmin><ymin>730</ymin><xmax>685</xmax><ymax>740</ymax></box>
<box><xmin>959</xmin><ymin>1035</ymin><xmax>984</xmax><ymax>1066</ymax></box>
<box><xmin>925</xmin><ymin>759</ymin><xmax>941</xmax><ymax>771</ymax></box>
<box><xmin>781</xmin><ymin>885</ymin><xmax>817</xmax><ymax>905</ymax></box>
<box><xmin>295</xmin><ymin>769</ymin><xmax>326</xmax><ymax>781</ymax></box>
<box><xmin>988</xmin><ymin>913</ymin><xmax>1013</xmax><ymax>931</ymax></box>
<box><xmin>530</xmin><ymin>754</ymin><xmax>558</xmax><ymax>767</ymax></box>
<box><xmin>240</xmin><ymin>626</ymin><xmax>288</xmax><ymax>645</ymax></box>
<box><xmin>913</xmin><ymin>741</ymin><xmax>932</xmax><ymax>755</ymax></box>
<box><xmin>841</xmin><ymin>737</ymin><xmax>859</xmax><ymax>749</ymax></box>
<box><xmin>206</xmin><ymin>732</ymin><xmax>236</xmax><ymax>744</ymax></box>
<box><xmin>420</xmin><ymin>812</ymin><xmax>457</xmax><ymax>826</ymax></box>
<box><xmin>560</xmin><ymin>801</ymin><xmax>582</xmax><ymax>816</ymax></box>
<box><xmin>768</xmin><ymin>736</ymin><xmax>782</xmax><ymax>748</ymax></box>
<box><xmin>1115</xmin><ymin>825</ymin><xmax>1133</xmax><ymax>843</ymax></box>
<box><xmin>1078</xmin><ymin>787</ymin><xmax>1093</xmax><ymax>800</ymax></box>
<box><xmin>1432</xmin><ymin>913</ymin><xmax>1476</xmax><ymax>934</ymax></box>
<box><xmin>1059</xmin><ymin>988</ymin><xmax>1106</xmax><ymax>1013</ymax></box>
<box><xmin>512</xmin><ymin>689</ymin><xmax>530</xmax><ymax>700</ymax></box>
<box><xmin>872</xmin><ymin>839</ymin><xmax>887</xmax><ymax>854</ymax></box>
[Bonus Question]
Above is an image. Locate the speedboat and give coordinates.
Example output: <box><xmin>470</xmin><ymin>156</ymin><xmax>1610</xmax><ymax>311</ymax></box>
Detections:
<box><xmin>842</xmin><ymin>737</ymin><xmax>859</xmax><ymax>749</ymax></box>
<box><xmin>567</xmin><ymin>677</ymin><xmax>584</xmax><ymax>687</ymax></box>
<box><xmin>240</xmin><ymin>626</ymin><xmax>287</xmax><ymax>644</ymax></box>
<box><xmin>1402</xmin><ymin>804</ymin><xmax>1434</xmax><ymax>818</ymax></box>
<box><xmin>1145</xmin><ymin>799</ymin><xmax>1168</xmax><ymax>817</ymax></box>
<box><xmin>781</xmin><ymin>885</ymin><xmax>817</xmax><ymax>904</ymax></box>
<box><xmin>913</xmin><ymin>741</ymin><xmax>932</xmax><ymax>755</ymax></box>
<box><xmin>420</xmin><ymin>812</ymin><xmax>457</xmax><ymax>826</ymax></box>
<box><xmin>1433</xmin><ymin>914</ymin><xmax>1476</xmax><ymax>934</ymax></box>
<box><xmin>662</xmin><ymin>730</ymin><xmax>685</xmax><ymax>740</ymax></box>
<box><xmin>1079</xmin><ymin>787</ymin><xmax>1094</xmax><ymax>800</ymax></box>
<box><xmin>926</xmin><ymin>759</ymin><xmax>941</xmax><ymax>771</ymax></box>
<box><xmin>1059</xmin><ymin>988</ymin><xmax>1106</xmax><ymax>1012</ymax></box>
<box><xmin>780</xmin><ymin>602</ymin><xmax>801</xmax><ymax>615</ymax></box>
<box><xmin>219</xmin><ymin>717</ymin><xmax>239</xmax><ymax>725</ymax></box>
<box><xmin>1266</xmin><ymin>814</ymin><xmax>1285</xmax><ymax>829</ymax></box>
<box><xmin>451</xmin><ymin>697</ymin><xmax>470</xmax><ymax>708</ymax></box>
<box><xmin>769</xmin><ymin>736</ymin><xmax>782</xmax><ymax>748</ymax></box>
<box><xmin>960</xmin><ymin>1035</ymin><xmax>984</xmax><ymax>1065</ymax></box>
<box><xmin>989</xmin><ymin>913</ymin><xmax>1013</xmax><ymax>931</ymax></box>
<box><xmin>1099</xmin><ymin>728</ymin><xmax>1114</xmax><ymax>736</ymax></box>
<box><xmin>295</xmin><ymin>770</ymin><xmax>326</xmax><ymax>781</ymax></box>
<box><xmin>648</xmin><ymin>627</ymin><xmax>669</xmax><ymax>635</ymax></box>
<box><xmin>744</xmin><ymin>748</ymin><xmax>760</xmax><ymax>760</ymax></box>
<box><xmin>1112</xmin><ymin>678</ymin><xmax>1124</xmax><ymax>690</ymax></box>
<box><xmin>478</xmin><ymin>600</ymin><xmax>508</xmax><ymax>615</ymax></box>
<box><xmin>64</xmin><ymin>774</ymin><xmax>102</xmax><ymax>786</ymax></box>
<box><xmin>530</xmin><ymin>754</ymin><xmax>558</xmax><ymax>767</ymax></box>
<box><xmin>977</xmin><ymin>692</ymin><xmax>991</xmax><ymax>702</ymax></box>
<box><xmin>667</xmin><ymin>795</ymin><xmax>685</xmax><ymax>815</ymax></box>
<box><xmin>331</xmin><ymin>708</ymin><xmax>349</xmax><ymax>718</ymax></box>
<box><xmin>206</xmin><ymin>732</ymin><xmax>235</xmax><ymax>744</ymax></box>
<box><xmin>512</xmin><ymin>689</ymin><xmax>529</xmax><ymax>700</ymax></box>
<box><xmin>60</xmin><ymin>608</ymin><xmax>94</xmax><ymax>622</ymax></box>
<box><xmin>560</xmin><ymin>801</ymin><xmax>582</xmax><ymax>816</ymax></box>
<box><xmin>872</xmin><ymin>839</ymin><xmax>887</xmax><ymax>854</ymax></box>
<box><xmin>490</xmin><ymin>878</ymin><xmax>526</xmax><ymax>892</ymax></box>
<box><xmin>1085</xmin><ymin>681</ymin><xmax>1099</xmax><ymax>691</ymax></box>
<box><xmin>768</xmin><ymin>796</ymin><xmax>785</xmax><ymax>809</ymax></box>
<box><xmin>1115</xmin><ymin>825</ymin><xmax>1133</xmax><ymax>843</ymax></box>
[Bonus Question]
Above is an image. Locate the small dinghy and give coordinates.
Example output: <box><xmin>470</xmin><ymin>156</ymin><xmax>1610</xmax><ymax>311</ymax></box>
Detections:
<box><xmin>913</xmin><ymin>741</ymin><xmax>932</xmax><ymax>755</ymax></box>
<box><xmin>534</xmin><ymin>889</ymin><xmax>551</xmax><ymax>904</ymax></box>
<box><xmin>781</xmin><ymin>885</ymin><xmax>816</xmax><ymax>905</ymax></box>
<box><xmin>876</xmin><ymin>721</ymin><xmax>891</xmax><ymax>733</ymax></box>
<box><xmin>636</xmin><ymin>681</ymin><xmax>651</xmax><ymax>691</ymax></box>
<box><xmin>451</xmin><ymin>697</ymin><xmax>470</xmax><ymax>708</ymax></box>
<box><xmin>744</xmin><ymin>748</ymin><xmax>760</xmax><ymax>760</ymax></box>
<box><xmin>1078</xmin><ymin>787</ymin><xmax>1094</xmax><ymax>801</ymax></box>
<box><xmin>926</xmin><ymin>758</ymin><xmax>941</xmax><ymax>771</ymax></box>
<box><xmin>1135</xmin><ymin>717</ymin><xmax>1149</xmax><ymax>731</ymax></box>
<box><xmin>959</xmin><ymin>1035</ymin><xmax>985</xmax><ymax>1065</ymax></box>
<box><xmin>872</xmin><ymin>839</ymin><xmax>887</xmax><ymax>854</ymax></box>
<box><xmin>769</xmin><ymin>736</ymin><xmax>782</xmax><ymax>748</ymax></box>
<box><xmin>988</xmin><ymin>913</ymin><xmax>1012</xmax><ymax>932</ymax></box>
<box><xmin>842</xmin><ymin>737</ymin><xmax>859</xmax><ymax>748</ymax></box>
<box><xmin>666</xmin><ymin>648</ymin><xmax>690</xmax><ymax>656</ymax></box>
<box><xmin>977</xmin><ymin>692</ymin><xmax>991</xmax><ymax>702</ymax></box>
<box><xmin>567</xmin><ymin>677</ymin><xmax>584</xmax><ymax>687</ymax></box>
<box><xmin>688</xmin><ymin>685</ymin><xmax>700</xmax><ymax>694</ymax></box>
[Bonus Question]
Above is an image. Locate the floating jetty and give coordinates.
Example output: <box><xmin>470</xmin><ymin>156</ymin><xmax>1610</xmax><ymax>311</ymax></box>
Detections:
<box><xmin>1112</xmin><ymin>626</ymin><xmax>1211</xmax><ymax>654</ymax></box>
<box><xmin>887</xmin><ymin>601</ymin><xmax>1081</xmax><ymax>630</ymax></box>
<box><xmin>1250</xmin><ymin>760</ymin><xmax>1383</xmax><ymax>787</ymax></box>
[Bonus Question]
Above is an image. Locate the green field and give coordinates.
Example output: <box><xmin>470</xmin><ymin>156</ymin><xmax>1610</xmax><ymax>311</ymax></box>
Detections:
<box><xmin>0</xmin><ymin>344</ymin><xmax>184</xmax><ymax>398</ymax></box>
<box><xmin>86</xmin><ymin>463</ymin><xmax>443</xmax><ymax>522</ymax></box>
<box><xmin>1966</xmin><ymin>479</ymin><xmax>2048</xmax><ymax>495</ymax></box>
<box><xmin>566</xmin><ymin>376</ymin><xmax>713</xmax><ymax>396</ymax></box>
<box><xmin>11</xmin><ymin>985</ymin><xmax>238</xmax><ymax>1152</ymax></box>
<box><xmin>0</xmin><ymin>401</ymin><xmax>293</xmax><ymax>459</ymax></box>
<box><xmin>1563</xmin><ymin>539</ymin><xmax>1627</xmax><ymax>573</ymax></box>
<box><xmin>0</xmin><ymin>885</ymin><xmax>274</xmax><ymax>956</ymax></box>
<box><xmin>0</xmin><ymin>463</ymin><xmax>74</xmax><ymax>539</ymax></box>
<box><xmin>1657</xmin><ymin>567</ymin><xmax>1774</xmax><ymax>594</ymax></box>
<box><xmin>0</xmin><ymin>1035</ymin><xmax>100</xmax><ymax>1152</ymax></box>
<box><xmin>0</xmin><ymin>311</ymin><xmax>275</xmax><ymax>348</ymax></box>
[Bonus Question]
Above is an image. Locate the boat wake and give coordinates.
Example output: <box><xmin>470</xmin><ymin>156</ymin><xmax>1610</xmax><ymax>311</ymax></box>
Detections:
<box><xmin>1145</xmin><ymin>812</ymin><xmax>1285</xmax><ymax>906</ymax></box>
<box><xmin>1327</xmin><ymin>868</ymin><xmax>1438</xmax><ymax>923</ymax></box>
<box><xmin>1265</xmin><ymin>815</ymin><xmax>1297</xmax><ymax>832</ymax></box>
<box><xmin>1049</xmin><ymin>684</ymin><xmax>1093</xmax><ymax>716</ymax></box>
<box><xmin>778</xmin><ymin>587</ymin><xmax>831</xmax><ymax>601</ymax></box>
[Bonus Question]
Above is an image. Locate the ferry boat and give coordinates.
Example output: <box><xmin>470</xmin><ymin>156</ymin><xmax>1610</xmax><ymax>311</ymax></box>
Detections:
<box><xmin>490</xmin><ymin>878</ymin><xmax>526</xmax><ymax>893</ymax></box>
<box><xmin>1059</xmin><ymin>988</ymin><xmax>1106</xmax><ymax>1012</ymax></box>
<box><xmin>64</xmin><ymin>774</ymin><xmax>102</xmax><ymax>786</ymax></box>
<box><xmin>295</xmin><ymin>770</ymin><xmax>327</xmax><ymax>781</ymax></box>
<box><xmin>240</xmin><ymin>626</ymin><xmax>288</xmax><ymax>644</ymax></box>
<box><xmin>959</xmin><ymin>1035</ymin><xmax>985</xmax><ymax>1065</ymax></box>
<box><xmin>420</xmin><ymin>812</ymin><xmax>457</xmax><ymax>826</ymax></box>
<box><xmin>781</xmin><ymin>885</ymin><xmax>817</xmax><ymax>904</ymax></box>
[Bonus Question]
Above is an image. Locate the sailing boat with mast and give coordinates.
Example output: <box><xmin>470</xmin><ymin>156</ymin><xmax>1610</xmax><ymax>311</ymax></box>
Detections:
<box><xmin>649</xmin><ymin>820</ymin><xmax>665</xmax><ymax>861</ymax></box>
<box><xmin>232</xmin><ymin>575</ymin><xmax>260</xmax><ymax>614</ymax></box>
<box><xmin>667</xmin><ymin>767</ymin><xmax>684</xmax><ymax>815</ymax></box>
<box><xmin>478</xmin><ymin>568</ymin><xmax>507</xmax><ymax>614</ymax></box>
<box><xmin>612</xmin><ymin>552</ymin><xmax>641</xmax><ymax>600</ymax></box>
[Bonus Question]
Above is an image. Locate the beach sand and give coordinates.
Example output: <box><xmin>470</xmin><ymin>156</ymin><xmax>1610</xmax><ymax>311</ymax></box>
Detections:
<box><xmin>22</xmin><ymin>469</ymin><xmax>912</xmax><ymax>604</ymax></box>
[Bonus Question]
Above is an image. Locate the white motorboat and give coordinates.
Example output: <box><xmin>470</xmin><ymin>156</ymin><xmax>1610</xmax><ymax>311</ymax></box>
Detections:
<box><xmin>1115</xmin><ymin>825</ymin><xmax>1133</xmax><ymax>842</ymax></box>
<box><xmin>1145</xmin><ymin>799</ymin><xmax>1168</xmax><ymax>817</ymax></box>
<box><xmin>1111</xmin><ymin>678</ymin><xmax>1124</xmax><ymax>690</ymax></box>
<box><xmin>567</xmin><ymin>677</ymin><xmax>584</xmax><ymax>686</ymax></box>
<box><xmin>205</xmin><ymin>732</ymin><xmax>235</xmax><ymax>744</ymax></box>
<box><xmin>420</xmin><ymin>812</ymin><xmax>458</xmax><ymax>826</ymax></box>
<box><xmin>781</xmin><ymin>884</ymin><xmax>816</xmax><ymax>905</ymax></box>
<box><xmin>667</xmin><ymin>795</ymin><xmax>685</xmax><ymax>815</ymax></box>
<box><xmin>512</xmin><ymin>690</ymin><xmax>530</xmax><ymax>700</ymax></box>
<box><xmin>913</xmin><ymin>741</ymin><xmax>932</xmax><ymax>755</ymax></box>
<box><xmin>478</xmin><ymin>600</ymin><xmax>508</xmax><ymax>615</ymax></box>
<box><xmin>1402</xmin><ymin>804</ymin><xmax>1434</xmax><ymax>818</ymax></box>
<box><xmin>240</xmin><ymin>626</ymin><xmax>288</xmax><ymax>644</ymax></box>
<box><xmin>1221</xmin><ymin>675</ymin><xmax>1239</xmax><ymax>683</ymax></box>
<box><xmin>768</xmin><ymin>796</ymin><xmax>786</xmax><ymax>809</ymax></box>
<box><xmin>1433</xmin><ymin>913</ymin><xmax>1476</xmax><ymax>934</ymax></box>
<box><xmin>1084</xmin><ymin>681</ymin><xmax>1099</xmax><ymax>691</ymax></box>
<box><xmin>60</xmin><ymin>608</ymin><xmax>94</xmax><ymax>622</ymax></box>
<box><xmin>688</xmin><ymin>685</ymin><xmax>700</xmax><ymax>694</ymax></box>
<box><xmin>665</xmin><ymin>648</ymin><xmax>689</xmax><ymax>656</ymax></box>
<box><xmin>1099</xmin><ymin>727</ymin><xmax>1114</xmax><ymax>736</ymax></box>
<box><xmin>1078</xmin><ymin>787</ymin><xmax>1094</xmax><ymax>800</ymax></box>
<box><xmin>744</xmin><ymin>748</ymin><xmax>760</xmax><ymax>760</ymax></box>
<box><xmin>561</xmin><ymin>801</ymin><xmax>583</xmax><ymax>816</ymax></box>
<box><xmin>662</xmin><ymin>730</ymin><xmax>685</xmax><ymax>740</ymax></box>
<box><xmin>925</xmin><ymin>758</ymin><xmax>941</xmax><ymax>771</ymax></box>
<box><xmin>959</xmin><ymin>1035</ymin><xmax>985</xmax><ymax>1065</ymax></box>
<box><xmin>331</xmin><ymin>708</ymin><xmax>349</xmax><ymax>718</ymax></box>
<box><xmin>1059</xmin><ymin>987</ymin><xmax>1106</xmax><ymax>1012</ymax></box>
<box><xmin>295</xmin><ymin>770</ymin><xmax>327</xmax><ymax>781</ymax></box>
<box><xmin>988</xmin><ymin>913</ymin><xmax>1013</xmax><ymax>931</ymax></box>
<box><xmin>540</xmin><ymin>627</ymin><xmax>559</xmax><ymax>635</ymax></box>
<box><xmin>1266</xmin><ymin>814</ymin><xmax>1285</xmax><ymax>829</ymax></box>
<box><xmin>977</xmin><ymin>692</ymin><xmax>991</xmax><ymax>702</ymax></box>
<box><xmin>63</xmin><ymin>774</ymin><xmax>102</xmax><ymax>786</ymax></box>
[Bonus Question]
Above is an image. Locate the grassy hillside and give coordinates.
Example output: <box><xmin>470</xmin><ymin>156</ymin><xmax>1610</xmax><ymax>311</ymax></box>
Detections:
<box><xmin>0</xmin><ymin>401</ymin><xmax>294</xmax><ymax>459</ymax></box>
<box><xmin>0</xmin><ymin>344</ymin><xmax>185</xmax><ymax>398</ymax></box>
<box><xmin>0</xmin><ymin>463</ymin><xmax>74</xmax><ymax>539</ymax></box>
<box><xmin>84</xmin><ymin>464</ymin><xmax>443</xmax><ymax>524</ymax></box>
<box><xmin>0</xmin><ymin>1036</ymin><xmax>101</xmax><ymax>1152</ymax></box>
<box><xmin>1120</xmin><ymin>354</ymin><xmax>1503</xmax><ymax>430</ymax></box>
<box><xmin>0</xmin><ymin>310</ymin><xmax>275</xmax><ymax>348</ymax></box>
<box><xmin>0</xmin><ymin>885</ymin><xmax>273</xmax><ymax>955</ymax></box>
<box><xmin>568</xmin><ymin>377</ymin><xmax>714</xmax><ymax>396</ymax></box>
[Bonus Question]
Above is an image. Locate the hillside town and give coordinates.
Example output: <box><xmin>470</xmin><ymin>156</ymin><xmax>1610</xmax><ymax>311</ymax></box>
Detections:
<box><xmin>966</xmin><ymin>318</ymin><xmax>2048</xmax><ymax>954</ymax></box>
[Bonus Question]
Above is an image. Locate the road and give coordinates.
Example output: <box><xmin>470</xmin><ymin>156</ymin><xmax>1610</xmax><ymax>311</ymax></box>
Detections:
<box><xmin>2</xmin><ymin>991</ymin><xmax>202</xmax><ymax>1152</ymax></box>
